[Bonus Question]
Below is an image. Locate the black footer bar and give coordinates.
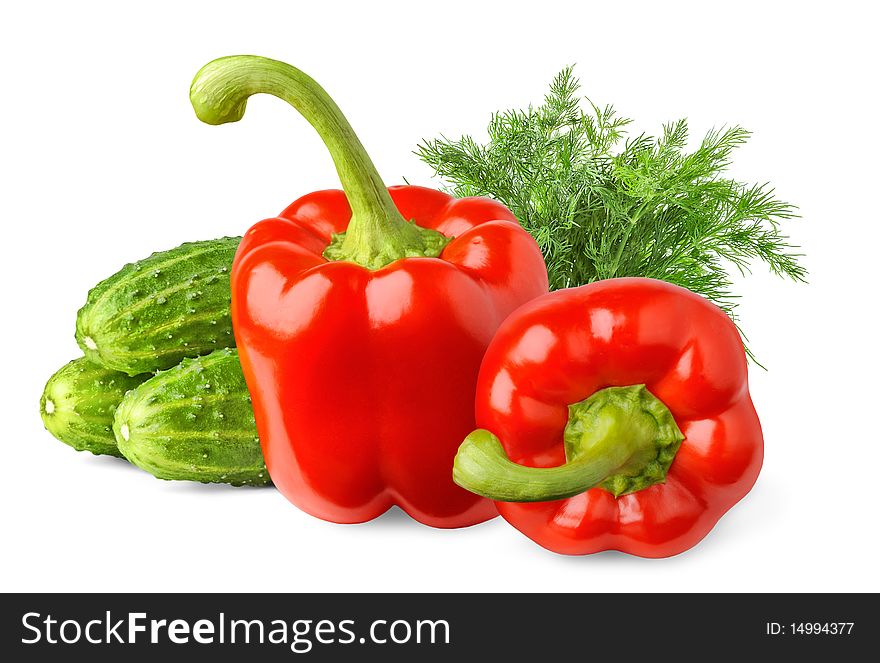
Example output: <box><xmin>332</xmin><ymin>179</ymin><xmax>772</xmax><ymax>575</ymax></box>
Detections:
<box><xmin>1</xmin><ymin>592</ymin><xmax>874</xmax><ymax>660</ymax></box>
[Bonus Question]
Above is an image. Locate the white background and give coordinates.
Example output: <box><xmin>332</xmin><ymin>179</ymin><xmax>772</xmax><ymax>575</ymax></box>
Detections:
<box><xmin>1</xmin><ymin>0</ymin><xmax>878</xmax><ymax>593</ymax></box>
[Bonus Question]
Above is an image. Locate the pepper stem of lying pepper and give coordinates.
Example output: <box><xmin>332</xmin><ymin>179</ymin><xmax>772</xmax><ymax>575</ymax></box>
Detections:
<box><xmin>190</xmin><ymin>55</ymin><xmax>448</xmax><ymax>270</ymax></box>
<box><xmin>453</xmin><ymin>385</ymin><xmax>685</xmax><ymax>502</ymax></box>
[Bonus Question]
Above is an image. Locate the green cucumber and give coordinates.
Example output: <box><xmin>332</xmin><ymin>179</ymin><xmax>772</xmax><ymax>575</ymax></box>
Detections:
<box><xmin>113</xmin><ymin>348</ymin><xmax>268</xmax><ymax>486</ymax></box>
<box><xmin>40</xmin><ymin>357</ymin><xmax>150</xmax><ymax>457</ymax></box>
<box><xmin>76</xmin><ymin>237</ymin><xmax>240</xmax><ymax>376</ymax></box>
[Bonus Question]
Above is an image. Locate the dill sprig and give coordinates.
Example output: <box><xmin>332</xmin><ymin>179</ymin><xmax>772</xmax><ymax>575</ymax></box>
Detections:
<box><xmin>417</xmin><ymin>67</ymin><xmax>805</xmax><ymax>349</ymax></box>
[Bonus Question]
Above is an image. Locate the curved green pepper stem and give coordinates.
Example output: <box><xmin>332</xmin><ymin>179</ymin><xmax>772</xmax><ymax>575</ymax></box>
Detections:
<box><xmin>190</xmin><ymin>55</ymin><xmax>447</xmax><ymax>269</ymax></box>
<box><xmin>453</xmin><ymin>385</ymin><xmax>684</xmax><ymax>502</ymax></box>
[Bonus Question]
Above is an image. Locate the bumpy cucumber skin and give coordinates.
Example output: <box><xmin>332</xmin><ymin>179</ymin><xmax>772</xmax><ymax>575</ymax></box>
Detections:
<box><xmin>40</xmin><ymin>357</ymin><xmax>150</xmax><ymax>457</ymax></box>
<box><xmin>113</xmin><ymin>348</ymin><xmax>268</xmax><ymax>486</ymax></box>
<box><xmin>76</xmin><ymin>237</ymin><xmax>241</xmax><ymax>376</ymax></box>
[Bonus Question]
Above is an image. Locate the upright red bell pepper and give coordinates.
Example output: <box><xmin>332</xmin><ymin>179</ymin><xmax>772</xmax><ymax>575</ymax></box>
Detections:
<box><xmin>190</xmin><ymin>56</ymin><xmax>549</xmax><ymax>527</ymax></box>
<box><xmin>453</xmin><ymin>278</ymin><xmax>763</xmax><ymax>556</ymax></box>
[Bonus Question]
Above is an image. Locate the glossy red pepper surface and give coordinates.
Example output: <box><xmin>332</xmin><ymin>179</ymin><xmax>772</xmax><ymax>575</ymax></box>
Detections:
<box><xmin>474</xmin><ymin>278</ymin><xmax>763</xmax><ymax>556</ymax></box>
<box><xmin>232</xmin><ymin>185</ymin><xmax>549</xmax><ymax>527</ymax></box>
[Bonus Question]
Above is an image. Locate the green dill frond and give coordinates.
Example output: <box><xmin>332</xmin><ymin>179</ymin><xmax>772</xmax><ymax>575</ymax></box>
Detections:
<box><xmin>415</xmin><ymin>67</ymin><xmax>805</xmax><ymax>357</ymax></box>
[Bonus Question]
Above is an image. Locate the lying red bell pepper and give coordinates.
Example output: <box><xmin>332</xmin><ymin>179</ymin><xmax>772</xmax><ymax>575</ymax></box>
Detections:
<box><xmin>190</xmin><ymin>56</ymin><xmax>548</xmax><ymax>527</ymax></box>
<box><xmin>453</xmin><ymin>278</ymin><xmax>763</xmax><ymax>556</ymax></box>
